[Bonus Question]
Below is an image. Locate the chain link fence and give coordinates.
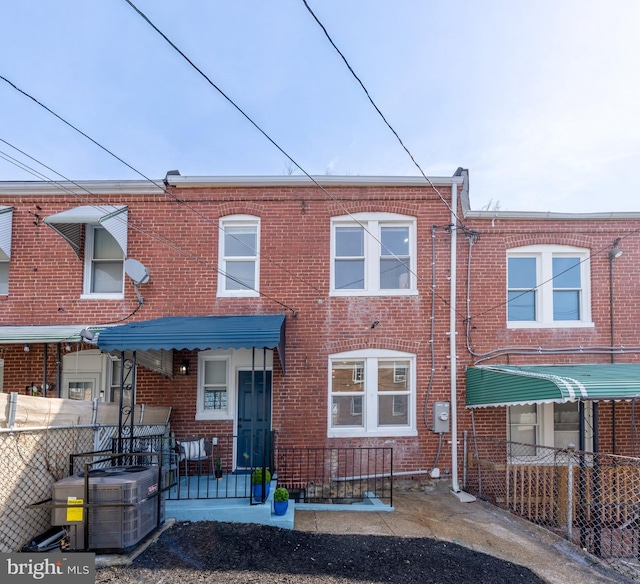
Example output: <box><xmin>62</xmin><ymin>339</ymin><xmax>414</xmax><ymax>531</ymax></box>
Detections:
<box><xmin>0</xmin><ymin>423</ymin><xmax>169</xmax><ymax>553</ymax></box>
<box><xmin>464</xmin><ymin>434</ymin><xmax>640</xmax><ymax>582</ymax></box>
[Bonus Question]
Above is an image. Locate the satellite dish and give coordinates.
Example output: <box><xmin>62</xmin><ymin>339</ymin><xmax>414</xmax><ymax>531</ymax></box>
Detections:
<box><xmin>125</xmin><ymin>258</ymin><xmax>150</xmax><ymax>286</ymax></box>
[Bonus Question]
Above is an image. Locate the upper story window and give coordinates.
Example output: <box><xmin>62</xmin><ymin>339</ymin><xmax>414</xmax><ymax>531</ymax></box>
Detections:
<box><xmin>83</xmin><ymin>226</ymin><xmax>124</xmax><ymax>296</ymax></box>
<box><xmin>331</xmin><ymin>213</ymin><xmax>416</xmax><ymax>296</ymax></box>
<box><xmin>328</xmin><ymin>349</ymin><xmax>416</xmax><ymax>438</ymax></box>
<box><xmin>507</xmin><ymin>245</ymin><xmax>592</xmax><ymax>328</ymax></box>
<box><xmin>43</xmin><ymin>205</ymin><xmax>128</xmax><ymax>300</ymax></box>
<box><xmin>218</xmin><ymin>215</ymin><xmax>260</xmax><ymax>297</ymax></box>
<box><xmin>0</xmin><ymin>207</ymin><xmax>13</xmax><ymax>295</ymax></box>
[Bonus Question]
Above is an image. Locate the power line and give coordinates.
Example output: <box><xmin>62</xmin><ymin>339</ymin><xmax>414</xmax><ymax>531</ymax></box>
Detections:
<box><xmin>0</xmin><ymin>138</ymin><xmax>298</xmax><ymax>314</ymax></box>
<box><xmin>0</xmin><ymin>77</ymin><xmax>322</xmax><ymax>294</ymax></box>
<box><xmin>300</xmin><ymin>0</ymin><xmax>462</xmax><ymax>225</ymax></box>
<box><xmin>120</xmin><ymin>0</ymin><xmax>456</xmax><ymax>312</ymax></box>
<box><xmin>0</xmin><ymin>75</ymin><xmax>166</xmax><ymax>193</ymax></box>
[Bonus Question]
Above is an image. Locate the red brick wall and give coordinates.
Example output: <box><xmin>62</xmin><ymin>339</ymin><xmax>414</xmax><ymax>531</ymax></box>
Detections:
<box><xmin>5</xmin><ymin>183</ymin><xmax>640</xmax><ymax>470</ymax></box>
<box><xmin>1</xmin><ymin>183</ymin><xmax>461</xmax><ymax>474</ymax></box>
<box><xmin>461</xmin><ymin>213</ymin><xmax>640</xmax><ymax>457</ymax></box>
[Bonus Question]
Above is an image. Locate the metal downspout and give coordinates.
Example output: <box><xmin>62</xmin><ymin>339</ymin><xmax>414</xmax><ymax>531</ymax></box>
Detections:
<box><xmin>450</xmin><ymin>182</ymin><xmax>460</xmax><ymax>493</ymax></box>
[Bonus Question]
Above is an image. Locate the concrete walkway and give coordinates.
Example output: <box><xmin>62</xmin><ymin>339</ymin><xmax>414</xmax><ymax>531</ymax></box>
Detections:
<box><xmin>294</xmin><ymin>488</ymin><xmax>627</xmax><ymax>584</ymax></box>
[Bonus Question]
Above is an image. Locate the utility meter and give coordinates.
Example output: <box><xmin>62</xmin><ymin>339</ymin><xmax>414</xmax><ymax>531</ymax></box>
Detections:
<box><xmin>433</xmin><ymin>401</ymin><xmax>450</xmax><ymax>433</ymax></box>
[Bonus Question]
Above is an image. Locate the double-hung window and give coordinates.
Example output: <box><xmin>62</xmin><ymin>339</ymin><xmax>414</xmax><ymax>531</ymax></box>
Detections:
<box><xmin>507</xmin><ymin>245</ymin><xmax>591</xmax><ymax>328</ymax></box>
<box><xmin>218</xmin><ymin>215</ymin><xmax>260</xmax><ymax>297</ymax></box>
<box><xmin>508</xmin><ymin>402</ymin><xmax>591</xmax><ymax>459</ymax></box>
<box><xmin>329</xmin><ymin>349</ymin><xmax>416</xmax><ymax>437</ymax></box>
<box><xmin>84</xmin><ymin>226</ymin><xmax>124</xmax><ymax>295</ymax></box>
<box><xmin>331</xmin><ymin>213</ymin><xmax>416</xmax><ymax>295</ymax></box>
<box><xmin>197</xmin><ymin>354</ymin><xmax>231</xmax><ymax>420</ymax></box>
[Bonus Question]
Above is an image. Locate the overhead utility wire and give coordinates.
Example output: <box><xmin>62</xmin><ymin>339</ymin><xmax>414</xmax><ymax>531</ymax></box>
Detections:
<box><xmin>300</xmin><ymin>0</ymin><xmax>461</xmax><ymax>224</ymax></box>
<box><xmin>0</xmin><ymin>138</ymin><xmax>297</xmax><ymax>314</ymax></box>
<box><xmin>0</xmin><ymin>79</ymin><xmax>321</xmax><ymax>296</ymax></box>
<box><xmin>0</xmin><ymin>75</ymin><xmax>166</xmax><ymax>193</ymax></box>
<box><xmin>120</xmin><ymin>0</ymin><xmax>455</xmax><ymax>310</ymax></box>
<box><xmin>301</xmin><ymin>1</ymin><xmax>619</xmax><ymax>326</ymax></box>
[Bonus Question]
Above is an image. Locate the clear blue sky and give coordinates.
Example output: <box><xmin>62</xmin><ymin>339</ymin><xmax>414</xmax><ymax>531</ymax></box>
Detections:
<box><xmin>1</xmin><ymin>1</ymin><xmax>639</xmax><ymax>213</ymax></box>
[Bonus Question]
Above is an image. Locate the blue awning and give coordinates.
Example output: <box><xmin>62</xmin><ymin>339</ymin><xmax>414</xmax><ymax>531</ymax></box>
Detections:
<box><xmin>97</xmin><ymin>314</ymin><xmax>286</xmax><ymax>373</ymax></box>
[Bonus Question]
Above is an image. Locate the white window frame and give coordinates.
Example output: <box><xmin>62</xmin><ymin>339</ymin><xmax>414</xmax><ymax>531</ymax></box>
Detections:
<box><xmin>507</xmin><ymin>245</ymin><xmax>592</xmax><ymax>329</ymax></box>
<box><xmin>217</xmin><ymin>215</ymin><xmax>260</xmax><ymax>298</ymax></box>
<box><xmin>507</xmin><ymin>401</ymin><xmax>593</xmax><ymax>463</ymax></box>
<box><xmin>330</xmin><ymin>212</ymin><xmax>417</xmax><ymax>296</ymax></box>
<box><xmin>328</xmin><ymin>348</ymin><xmax>416</xmax><ymax>438</ymax></box>
<box><xmin>81</xmin><ymin>225</ymin><xmax>124</xmax><ymax>299</ymax></box>
<box><xmin>196</xmin><ymin>352</ymin><xmax>233</xmax><ymax>420</ymax></box>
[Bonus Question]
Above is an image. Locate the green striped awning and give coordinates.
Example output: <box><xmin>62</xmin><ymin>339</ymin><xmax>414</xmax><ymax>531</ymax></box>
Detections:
<box><xmin>466</xmin><ymin>364</ymin><xmax>640</xmax><ymax>408</ymax></box>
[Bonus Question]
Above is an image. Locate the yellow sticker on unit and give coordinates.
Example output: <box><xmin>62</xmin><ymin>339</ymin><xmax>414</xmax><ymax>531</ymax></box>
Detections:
<box><xmin>66</xmin><ymin>497</ymin><xmax>83</xmax><ymax>522</ymax></box>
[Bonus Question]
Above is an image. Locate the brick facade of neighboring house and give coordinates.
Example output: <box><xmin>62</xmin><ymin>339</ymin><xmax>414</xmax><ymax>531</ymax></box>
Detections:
<box><xmin>460</xmin><ymin>190</ymin><xmax>640</xmax><ymax>458</ymax></box>
<box><xmin>2</xmin><ymin>170</ymin><xmax>640</xmax><ymax>481</ymax></box>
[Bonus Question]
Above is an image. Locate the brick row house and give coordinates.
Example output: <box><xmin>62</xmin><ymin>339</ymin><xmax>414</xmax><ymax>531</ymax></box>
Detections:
<box><xmin>460</xmin><ymin>192</ymin><xmax>640</xmax><ymax>459</ymax></box>
<box><xmin>0</xmin><ymin>172</ymin><xmax>465</xmax><ymax>488</ymax></box>
<box><xmin>2</xmin><ymin>169</ymin><xmax>640</xmax><ymax>490</ymax></box>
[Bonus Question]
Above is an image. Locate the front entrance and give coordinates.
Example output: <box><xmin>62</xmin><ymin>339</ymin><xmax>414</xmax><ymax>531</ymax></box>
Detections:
<box><xmin>236</xmin><ymin>370</ymin><xmax>272</xmax><ymax>471</ymax></box>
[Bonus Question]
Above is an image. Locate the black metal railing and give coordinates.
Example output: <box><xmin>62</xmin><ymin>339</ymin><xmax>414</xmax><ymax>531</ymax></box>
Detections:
<box><xmin>163</xmin><ymin>434</ymin><xmax>393</xmax><ymax>507</ymax></box>
<box><xmin>274</xmin><ymin>447</ymin><xmax>393</xmax><ymax>507</ymax></box>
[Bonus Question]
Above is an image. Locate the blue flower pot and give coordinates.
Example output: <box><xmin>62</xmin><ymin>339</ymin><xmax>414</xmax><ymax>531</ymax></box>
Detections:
<box><xmin>274</xmin><ymin>500</ymin><xmax>288</xmax><ymax>516</ymax></box>
<box><xmin>252</xmin><ymin>482</ymin><xmax>270</xmax><ymax>502</ymax></box>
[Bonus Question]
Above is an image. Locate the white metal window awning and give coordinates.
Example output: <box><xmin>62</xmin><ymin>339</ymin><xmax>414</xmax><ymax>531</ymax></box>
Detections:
<box><xmin>0</xmin><ymin>206</ymin><xmax>13</xmax><ymax>259</ymax></box>
<box><xmin>43</xmin><ymin>205</ymin><xmax>128</xmax><ymax>257</ymax></box>
<box><xmin>0</xmin><ymin>325</ymin><xmax>100</xmax><ymax>344</ymax></box>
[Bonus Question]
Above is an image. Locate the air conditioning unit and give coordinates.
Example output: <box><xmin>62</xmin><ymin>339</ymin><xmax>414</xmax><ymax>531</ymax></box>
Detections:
<box><xmin>51</xmin><ymin>465</ymin><xmax>164</xmax><ymax>552</ymax></box>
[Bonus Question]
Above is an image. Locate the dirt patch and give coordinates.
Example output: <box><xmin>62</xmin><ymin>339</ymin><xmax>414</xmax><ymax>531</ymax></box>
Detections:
<box><xmin>95</xmin><ymin>521</ymin><xmax>545</xmax><ymax>583</ymax></box>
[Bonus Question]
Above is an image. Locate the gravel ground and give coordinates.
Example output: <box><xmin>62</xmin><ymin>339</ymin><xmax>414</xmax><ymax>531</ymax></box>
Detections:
<box><xmin>95</xmin><ymin>521</ymin><xmax>546</xmax><ymax>584</ymax></box>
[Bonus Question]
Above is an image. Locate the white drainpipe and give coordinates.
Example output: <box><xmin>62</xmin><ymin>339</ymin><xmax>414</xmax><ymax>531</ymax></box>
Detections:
<box><xmin>450</xmin><ymin>182</ymin><xmax>460</xmax><ymax>493</ymax></box>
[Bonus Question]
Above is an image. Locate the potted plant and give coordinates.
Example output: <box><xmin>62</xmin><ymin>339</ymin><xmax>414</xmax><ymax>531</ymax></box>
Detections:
<box><xmin>214</xmin><ymin>456</ymin><xmax>223</xmax><ymax>479</ymax></box>
<box><xmin>251</xmin><ymin>467</ymin><xmax>271</xmax><ymax>502</ymax></box>
<box><xmin>273</xmin><ymin>487</ymin><xmax>289</xmax><ymax>516</ymax></box>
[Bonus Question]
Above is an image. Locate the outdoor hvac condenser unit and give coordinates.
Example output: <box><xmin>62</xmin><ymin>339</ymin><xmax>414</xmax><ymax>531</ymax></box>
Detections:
<box><xmin>51</xmin><ymin>465</ymin><xmax>163</xmax><ymax>552</ymax></box>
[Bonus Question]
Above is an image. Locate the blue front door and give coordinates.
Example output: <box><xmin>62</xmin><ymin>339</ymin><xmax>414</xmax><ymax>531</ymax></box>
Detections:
<box><xmin>236</xmin><ymin>370</ymin><xmax>272</xmax><ymax>470</ymax></box>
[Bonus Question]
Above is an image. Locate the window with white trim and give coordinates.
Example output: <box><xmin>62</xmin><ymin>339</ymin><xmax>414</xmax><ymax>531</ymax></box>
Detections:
<box><xmin>329</xmin><ymin>349</ymin><xmax>416</xmax><ymax>437</ymax></box>
<box><xmin>507</xmin><ymin>245</ymin><xmax>592</xmax><ymax>328</ymax></box>
<box><xmin>218</xmin><ymin>215</ymin><xmax>260</xmax><ymax>297</ymax></box>
<box><xmin>0</xmin><ymin>249</ymin><xmax>8</xmax><ymax>295</ymax></box>
<box><xmin>197</xmin><ymin>354</ymin><xmax>232</xmax><ymax>420</ymax></box>
<box><xmin>83</xmin><ymin>226</ymin><xmax>124</xmax><ymax>296</ymax></box>
<box><xmin>507</xmin><ymin>401</ymin><xmax>592</xmax><ymax>459</ymax></box>
<box><xmin>331</xmin><ymin>213</ymin><xmax>416</xmax><ymax>295</ymax></box>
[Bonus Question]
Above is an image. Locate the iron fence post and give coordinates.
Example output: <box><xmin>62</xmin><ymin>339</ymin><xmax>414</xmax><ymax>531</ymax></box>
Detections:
<box><xmin>567</xmin><ymin>444</ymin><xmax>575</xmax><ymax>543</ymax></box>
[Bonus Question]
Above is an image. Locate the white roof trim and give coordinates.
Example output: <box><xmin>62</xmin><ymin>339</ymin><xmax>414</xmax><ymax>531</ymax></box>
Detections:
<box><xmin>464</xmin><ymin>209</ymin><xmax>640</xmax><ymax>220</ymax></box>
<box><xmin>0</xmin><ymin>180</ymin><xmax>164</xmax><ymax>195</ymax></box>
<box><xmin>166</xmin><ymin>175</ymin><xmax>464</xmax><ymax>188</ymax></box>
